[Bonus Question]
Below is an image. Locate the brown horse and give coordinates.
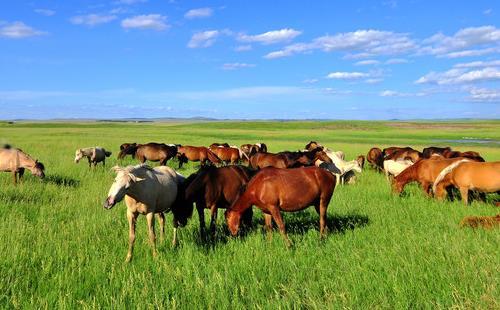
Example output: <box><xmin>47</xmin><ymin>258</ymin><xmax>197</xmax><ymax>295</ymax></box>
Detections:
<box><xmin>118</xmin><ymin>143</ymin><xmax>137</xmax><ymax>159</ymax></box>
<box><xmin>385</xmin><ymin>149</ymin><xmax>422</xmax><ymax>163</ymax></box>
<box><xmin>391</xmin><ymin>157</ymin><xmax>474</xmax><ymax>196</ymax></box>
<box><xmin>305</xmin><ymin>141</ymin><xmax>323</xmax><ymax>151</ymax></box>
<box><xmin>422</xmin><ymin>146</ymin><xmax>451</xmax><ymax>158</ymax></box>
<box><xmin>442</xmin><ymin>149</ymin><xmax>485</xmax><ymax>162</ymax></box>
<box><xmin>177</xmin><ymin>145</ymin><xmax>222</xmax><ymax>168</ymax></box>
<box><xmin>225</xmin><ymin>166</ymin><xmax>336</xmax><ymax>246</ymax></box>
<box><xmin>122</xmin><ymin>143</ymin><xmax>178</xmax><ymax>166</ymax></box>
<box><xmin>0</xmin><ymin>146</ymin><xmax>45</xmax><ymax>184</ymax></box>
<box><xmin>356</xmin><ymin>155</ymin><xmax>365</xmax><ymax>169</ymax></box>
<box><xmin>383</xmin><ymin>146</ymin><xmax>414</xmax><ymax>157</ymax></box>
<box><xmin>182</xmin><ymin>165</ymin><xmax>255</xmax><ymax>239</ymax></box>
<box><xmin>249</xmin><ymin>148</ymin><xmax>330</xmax><ymax>169</ymax></box>
<box><xmin>434</xmin><ymin>161</ymin><xmax>500</xmax><ymax>204</ymax></box>
<box><xmin>209</xmin><ymin>146</ymin><xmax>248</xmax><ymax>165</ymax></box>
<box><xmin>367</xmin><ymin>147</ymin><xmax>384</xmax><ymax>171</ymax></box>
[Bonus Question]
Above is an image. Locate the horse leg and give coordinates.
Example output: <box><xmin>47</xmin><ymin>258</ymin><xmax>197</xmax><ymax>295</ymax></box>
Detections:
<box><xmin>315</xmin><ymin>201</ymin><xmax>328</xmax><ymax>239</ymax></box>
<box><xmin>102</xmin><ymin>158</ymin><xmax>106</xmax><ymax>167</ymax></box>
<box><xmin>87</xmin><ymin>158</ymin><xmax>92</xmax><ymax>169</ymax></box>
<box><xmin>197</xmin><ymin>204</ymin><xmax>206</xmax><ymax>240</ymax></box>
<box><xmin>125</xmin><ymin>210</ymin><xmax>138</xmax><ymax>263</ymax></box>
<box><xmin>146</xmin><ymin>212</ymin><xmax>157</xmax><ymax>257</ymax></box>
<box><xmin>157</xmin><ymin>213</ymin><xmax>165</xmax><ymax>242</ymax></box>
<box><xmin>209</xmin><ymin>205</ymin><xmax>218</xmax><ymax>238</ymax></box>
<box><xmin>18</xmin><ymin>168</ymin><xmax>25</xmax><ymax>183</ymax></box>
<box><xmin>264</xmin><ymin>214</ymin><xmax>273</xmax><ymax>240</ymax></box>
<box><xmin>270</xmin><ymin>207</ymin><xmax>291</xmax><ymax>248</ymax></box>
<box><xmin>459</xmin><ymin>187</ymin><xmax>469</xmax><ymax>205</ymax></box>
<box><xmin>421</xmin><ymin>181</ymin><xmax>432</xmax><ymax>197</ymax></box>
<box><xmin>12</xmin><ymin>171</ymin><xmax>17</xmax><ymax>185</ymax></box>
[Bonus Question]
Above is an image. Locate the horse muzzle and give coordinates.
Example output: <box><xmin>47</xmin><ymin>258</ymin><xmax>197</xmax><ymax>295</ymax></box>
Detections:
<box><xmin>103</xmin><ymin>197</ymin><xmax>115</xmax><ymax>209</ymax></box>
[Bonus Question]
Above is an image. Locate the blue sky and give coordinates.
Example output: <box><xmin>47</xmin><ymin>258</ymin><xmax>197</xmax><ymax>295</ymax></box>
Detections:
<box><xmin>0</xmin><ymin>0</ymin><xmax>499</xmax><ymax>120</ymax></box>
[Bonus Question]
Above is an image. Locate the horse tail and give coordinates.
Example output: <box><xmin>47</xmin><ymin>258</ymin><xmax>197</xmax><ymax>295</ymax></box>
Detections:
<box><xmin>432</xmin><ymin>159</ymin><xmax>470</xmax><ymax>193</ymax></box>
<box><xmin>105</xmin><ymin>150</ymin><xmax>112</xmax><ymax>157</ymax></box>
<box><xmin>206</xmin><ymin>149</ymin><xmax>222</xmax><ymax>164</ymax></box>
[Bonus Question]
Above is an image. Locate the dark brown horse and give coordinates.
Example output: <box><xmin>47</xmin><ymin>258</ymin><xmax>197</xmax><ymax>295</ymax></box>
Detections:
<box><xmin>249</xmin><ymin>148</ymin><xmax>330</xmax><ymax>169</ymax></box>
<box><xmin>422</xmin><ymin>146</ymin><xmax>451</xmax><ymax>158</ymax></box>
<box><xmin>391</xmin><ymin>157</ymin><xmax>475</xmax><ymax>196</ymax></box>
<box><xmin>442</xmin><ymin>149</ymin><xmax>485</xmax><ymax>162</ymax></box>
<box><xmin>367</xmin><ymin>147</ymin><xmax>384</xmax><ymax>171</ymax></box>
<box><xmin>118</xmin><ymin>143</ymin><xmax>137</xmax><ymax>159</ymax></box>
<box><xmin>209</xmin><ymin>146</ymin><xmax>248</xmax><ymax>165</ymax></box>
<box><xmin>177</xmin><ymin>145</ymin><xmax>222</xmax><ymax>168</ymax></box>
<box><xmin>182</xmin><ymin>165</ymin><xmax>255</xmax><ymax>238</ymax></box>
<box><xmin>383</xmin><ymin>146</ymin><xmax>414</xmax><ymax>157</ymax></box>
<box><xmin>225</xmin><ymin>166</ymin><xmax>336</xmax><ymax>246</ymax></box>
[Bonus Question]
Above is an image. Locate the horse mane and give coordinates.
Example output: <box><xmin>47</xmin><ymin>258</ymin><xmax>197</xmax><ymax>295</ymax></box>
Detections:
<box><xmin>432</xmin><ymin>159</ymin><xmax>470</xmax><ymax>193</ymax></box>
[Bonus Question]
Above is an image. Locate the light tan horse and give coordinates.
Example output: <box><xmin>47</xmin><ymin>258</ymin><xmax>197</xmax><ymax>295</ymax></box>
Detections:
<box><xmin>103</xmin><ymin>164</ymin><xmax>187</xmax><ymax>262</ymax></box>
<box><xmin>433</xmin><ymin>161</ymin><xmax>500</xmax><ymax>205</ymax></box>
<box><xmin>0</xmin><ymin>145</ymin><xmax>45</xmax><ymax>184</ymax></box>
<box><xmin>75</xmin><ymin>147</ymin><xmax>112</xmax><ymax>168</ymax></box>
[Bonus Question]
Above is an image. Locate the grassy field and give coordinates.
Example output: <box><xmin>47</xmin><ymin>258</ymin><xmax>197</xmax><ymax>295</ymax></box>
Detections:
<box><xmin>0</xmin><ymin>120</ymin><xmax>499</xmax><ymax>308</ymax></box>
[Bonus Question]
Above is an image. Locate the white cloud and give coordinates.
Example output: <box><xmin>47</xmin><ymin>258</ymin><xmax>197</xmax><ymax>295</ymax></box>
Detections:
<box><xmin>468</xmin><ymin>87</ymin><xmax>500</xmax><ymax>102</ymax></box>
<box><xmin>419</xmin><ymin>26</ymin><xmax>500</xmax><ymax>58</ymax></box>
<box><xmin>185</xmin><ymin>8</ymin><xmax>213</xmax><ymax>19</ymax></box>
<box><xmin>0</xmin><ymin>21</ymin><xmax>47</xmax><ymax>38</ymax></box>
<box><xmin>326</xmin><ymin>72</ymin><xmax>369</xmax><ymax>80</ymax></box>
<box><xmin>355</xmin><ymin>59</ymin><xmax>380</xmax><ymax>66</ymax></box>
<box><xmin>238</xmin><ymin>28</ymin><xmax>302</xmax><ymax>45</ymax></box>
<box><xmin>453</xmin><ymin>60</ymin><xmax>500</xmax><ymax>68</ymax></box>
<box><xmin>34</xmin><ymin>9</ymin><xmax>55</xmax><ymax>16</ymax></box>
<box><xmin>385</xmin><ymin>58</ymin><xmax>408</xmax><ymax>64</ymax></box>
<box><xmin>365</xmin><ymin>78</ymin><xmax>384</xmax><ymax>84</ymax></box>
<box><xmin>416</xmin><ymin>67</ymin><xmax>500</xmax><ymax>85</ymax></box>
<box><xmin>234</xmin><ymin>45</ymin><xmax>252</xmax><ymax>52</ymax></box>
<box><xmin>222</xmin><ymin>63</ymin><xmax>256</xmax><ymax>70</ymax></box>
<box><xmin>379</xmin><ymin>90</ymin><xmax>425</xmax><ymax>97</ymax></box>
<box><xmin>265</xmin><ymin>29</ymin><xmax>416</xmax><ymax>59</ymax></box>
<box><xmin>188</xmin><ymin>30</ymin><xmax>219</xmax><ymax>48</ymax></box>
<box><xmin>70</xmin><ymin>14</ymin><xmax>117</xmax><ymax>26</ymax></box>
<box><xmin>121</xmin><ymin>14</ymin><xmax>168</xmax><ymax>31</ymax></box>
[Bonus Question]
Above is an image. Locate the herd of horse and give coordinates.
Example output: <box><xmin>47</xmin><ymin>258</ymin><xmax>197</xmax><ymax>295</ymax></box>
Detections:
<box><xmin>0</xmin><ymin>141</ymin><xmax>498</xmax><ymax>261</ymax></box>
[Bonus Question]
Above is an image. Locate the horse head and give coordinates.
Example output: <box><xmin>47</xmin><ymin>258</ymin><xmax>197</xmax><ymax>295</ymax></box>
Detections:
<box><xmin>103</xmin><ymin>166</ymin><xmax>145</xmax><ymax>209</ymax></box>
<box><xmin>33</xmin><ymin>160</ymin><xmax>45</xmax><ymax>179</ymax></box>
<box><xmin>74</xmin><ymin>149</ymin><xmax>84</xmax><ymax>163</ymax></box>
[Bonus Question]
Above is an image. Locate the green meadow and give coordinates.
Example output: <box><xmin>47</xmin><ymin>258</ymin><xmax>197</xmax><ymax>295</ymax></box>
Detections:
<box><xmin>0</xmin><ymin>120</ymin><xmax>499</xmax><ymax>309</ymax></box>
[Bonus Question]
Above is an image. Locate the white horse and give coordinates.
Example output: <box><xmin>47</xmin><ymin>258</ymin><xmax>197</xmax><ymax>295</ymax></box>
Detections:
<box><xmin>103</xmin><ymin>164</ymin><xmax>186</xmax><ymax>262</ymax></box>
<box><xmin>320</xmin><ymin>150</ymin><xmax>362</xmax><ymax>185</ymax></box>
<box><xmin>383</xmin><ymin>159</ymin><xmax>413</xmax><ymax>180</ymax></box>
<box><xmin>75</xmin><ymin>147</ymin><xmax>112</xmax><ymax>168</ymax></box>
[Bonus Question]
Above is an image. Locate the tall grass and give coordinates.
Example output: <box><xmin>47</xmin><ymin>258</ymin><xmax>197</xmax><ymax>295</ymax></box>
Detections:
<box><xmin>0</xmin><ymin>120</ymin><xmax>498</xmax><ymax>308</ymax></box>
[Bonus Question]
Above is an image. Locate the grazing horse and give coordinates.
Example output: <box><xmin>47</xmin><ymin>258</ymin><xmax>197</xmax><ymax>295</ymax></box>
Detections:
<box><xmin>442</xmin><ymin>149</ymin><xmax>485</xmax><ymax>162</ymax></box>
<box><xmin>385</xmin><ymin>149</ymin><xmax>422</xmax><ymax>163</ymax></box>
<box><xmin>176</xmin><ymin>145</ymin><xmax>222</xmax><ymax>168</ymax></box>
<box><xmin>305</xmin><ymin>141</ymin><xmax>323</xmax><ymax>151</ymax></box>
<box><xmin>383</xmin><ymin>146</ymin><xmax>414</xmax><ymax>158</ymax></box>
<box><xmin>433</xmin><ymin>161</ymin><xmax>500</xmax><ymax>205</ymax></box>
<box><xmin>422</xmin><ymin>146</ymin><xmax>451</xmax><ymax>158</ymax></box>
<box><xmin>225</xmin><ymin>166</ymin><xmax>336</xmax><ymax>246</ymax></box>
<box><xmin>136</xmin><ymin>143</ymin><xmax>177</xmax><ymax>166</ymax></box>
<box><xmin>209</xmin><ymin>145</ymin><xmax>249</xmax><ymax>165</ymax></box>
<box><xmin>209</xmin><ymin>143</ymin><xmax>230</xmax><ymax>148</ymax></box>
<box><xmin>75</xmin><ymin>147</ymin><xmax>112</xmax><ymax>168</ymax></box>
<box><xmin>118</xmin><ymin>143</ymin><xmax>137</xmax><ymax>159</ymax></box>
<box><xmin>367</xmin><ymin>147</ymin><xmax>384</xmax><ymax>172</ymax></box>
<box><xmin>103</xmin><ymin>164</ymin><xmax>188</xmax><ymax>262</ymax></box>
<box><xmin>240</xmin><ymin>143</ymin><xmax>268</xmax><ymax>157</ymax></box>
<box><xmin>0</xmin><ymin>146</ymin><xmax>45</xmax><ymax>184</ymax></box>
<box><xmin>183</xmin><ymin>165</ymin><xmax>255</xmax><ymax>239</ymax></box>
<box><xmin>391</xmin><ymin>157</ymin><xmax>474</xmax><ymax>196</ymax></box>
<box><xmin>460</xmin><ymin>214</ymin><xmax>500</xmax><ymax>229</ymax></box>
<box><xmin>249</xmin><ymin>148</ymin><xmax>329</xmax><ymax>169</ymax></box>
<box><xmin>383</xmin><ymin>159</ymin><xmax>413</xmax><ymax>179</ymax></box>
<box><xmin>324</xmin><ymin>150</ymin><xmax>362</xmax><ymax>185</ymax></box>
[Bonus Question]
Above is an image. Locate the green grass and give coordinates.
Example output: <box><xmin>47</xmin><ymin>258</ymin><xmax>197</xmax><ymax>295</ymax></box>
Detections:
<box><xmin>0</xmin><ymin>120</ymin><xmax>499</xmax><ymax>308</ymax></box>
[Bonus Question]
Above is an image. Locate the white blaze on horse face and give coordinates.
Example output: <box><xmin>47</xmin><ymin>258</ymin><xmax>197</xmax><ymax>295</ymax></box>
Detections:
<box><xmin>74</xmin><ymin>150</ymin><xmax>83</xmax><ymax>163</ymax></box>
<box><xmin>107</xmin><ymin>172</ymin><xmax>130</xmax><ymax>206</ymax></box>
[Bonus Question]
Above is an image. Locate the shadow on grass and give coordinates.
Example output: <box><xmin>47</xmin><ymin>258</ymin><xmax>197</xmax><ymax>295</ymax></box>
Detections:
<box><xmin>285</xmin><ymin>212</ymin><xmax>370</xmax><ymax>235</ymax></box>
<box><xmin>44</xmin><ymin>174</ymin><xmax>80</xmax><ymax>188</ymax></box>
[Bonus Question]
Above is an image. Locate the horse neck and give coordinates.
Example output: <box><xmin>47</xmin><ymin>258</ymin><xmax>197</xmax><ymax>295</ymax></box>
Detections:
<box><xmin>230</xmin><ymin>190</ymin><xmax>253</xmax><ymax>215</ymax></box>
<box><xmin>17</xmin><ymin>151</ymin><xmax>36</xmax><ymax>170</ymax></box>
<box><xmin>395</xmin><ymin>162</ymin><xmax>416</xmax><ymax>185</ymax></box>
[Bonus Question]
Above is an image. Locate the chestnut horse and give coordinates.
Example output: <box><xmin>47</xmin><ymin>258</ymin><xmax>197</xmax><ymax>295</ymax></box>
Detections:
<box><xmin>209</xmin><ymin>143</ymin><xmax>230</xmax><ymax>148</ymax></box>
<box><xmin>177</xmin><ymin>145</ymin><xmax>222</xmax><ymax>168</ymax></box>
<box><xmin>422</xmin><ymin>146</ymin><xmax>451</xmax><ymax>159</ymax></box>
<box><xmin>391</xmin><ymin>157</ymin><xmax>474</xmax><ymax>196</ymax></box>
<box><xmin>433</xmin><ymin>161</ymin><xmax>500</xmax><ymax>205</ymax></box>
<box><xmin>460</xmin><ymin>214</ymin><xmax>500</xmax><ymax>229</ymax></box>
<box><xmin>182</xmin><ymin>165</ymin><xmax>255</xmax><ymax>239</ymax></box>
<box><xmin>225</xmin><ymin>166</ymin><xmax>336</xmax><ymax>246</ymax></box>
<box><xmin>209</xmin><ymin>146</ymin><xmax>249</xmax><ymax>165</ymax></box>
<box><xmin>0</xmin><ymin>146</ymin><xmax>45</xmax><ymax>184</ymax></box>
<box><xmin>249</xmin><ymin>148</ymin><xmax>330</xmax><ymax>169</ymax></box>
<box><xmin>367</xmin><ymin>147</ymin><xmax>384</xmax><ymax>171</ymax></box>
<box><xmin>122</xmin><ymin>143</ymin><xmax>178</xmax><ymax>166</ymax></box>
